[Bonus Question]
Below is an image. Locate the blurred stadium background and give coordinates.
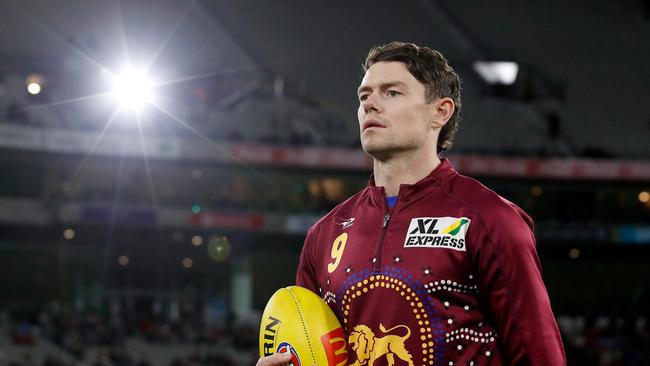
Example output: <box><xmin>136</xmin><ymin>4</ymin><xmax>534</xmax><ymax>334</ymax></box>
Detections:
<box><xmin>0</xmin><ymin>1</ymin><xmax>649</xmax><ymax>365</ymax></box>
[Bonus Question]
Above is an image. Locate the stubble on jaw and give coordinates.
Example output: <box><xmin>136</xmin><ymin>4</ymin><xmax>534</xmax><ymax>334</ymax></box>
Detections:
<box><xmin>361</xmin><ymin>131</ymin><xmax>423</xmax><ymax>163</ymax></box>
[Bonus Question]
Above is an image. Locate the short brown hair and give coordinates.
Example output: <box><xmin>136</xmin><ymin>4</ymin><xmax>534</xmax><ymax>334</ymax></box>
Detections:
<box><xmin>363</xmin><ymin>42</ymin><xmax>462</xmax><ymax>153</ymax></box>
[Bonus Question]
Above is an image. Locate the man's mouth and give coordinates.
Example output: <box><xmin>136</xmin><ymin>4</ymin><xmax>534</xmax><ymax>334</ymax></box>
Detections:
<box><xmin>363</xmin><ymin>119</ymin><xmax>385</xmax><ymax>131</ymax></box>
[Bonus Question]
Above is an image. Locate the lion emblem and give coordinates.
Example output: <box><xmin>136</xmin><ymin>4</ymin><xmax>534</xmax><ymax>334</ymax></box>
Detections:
<box><xmin>348</xmin><ymin>323</ymin><xmax>414</xmax><ymax>366</ymax></box>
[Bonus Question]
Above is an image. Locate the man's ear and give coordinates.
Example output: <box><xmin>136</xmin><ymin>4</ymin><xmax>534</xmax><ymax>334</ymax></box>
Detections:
<box><xmin>431</xmin><ymin>97</ymin><xmax>455</xmax><ymax>129</ymax></box>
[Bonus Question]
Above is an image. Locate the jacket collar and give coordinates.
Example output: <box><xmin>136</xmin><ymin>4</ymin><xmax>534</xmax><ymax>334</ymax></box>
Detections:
<box><xmin>366</xmin><ymin>157</ymin><xmax>457</xmax><ymax>207</ymax></box>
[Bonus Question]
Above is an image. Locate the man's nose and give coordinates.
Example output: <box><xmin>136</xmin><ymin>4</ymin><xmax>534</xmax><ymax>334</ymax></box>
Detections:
<box><xmin>362</xmin><ymin>94</ymin><xmax>380</xmax><ymax>114</ymax></box>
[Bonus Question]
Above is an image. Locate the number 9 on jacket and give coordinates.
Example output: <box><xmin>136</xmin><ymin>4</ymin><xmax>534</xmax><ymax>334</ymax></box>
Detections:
<box><xmin>259</xmin><ymin>286</ymin><xmax>348</xmax><ymax>366</ymax></box>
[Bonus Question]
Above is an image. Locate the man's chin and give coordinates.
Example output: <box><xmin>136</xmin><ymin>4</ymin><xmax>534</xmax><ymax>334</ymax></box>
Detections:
<box><xmin>361</xmin><ymin>143</ymin><xmax>395</xmax><ymax>162</ymax></box>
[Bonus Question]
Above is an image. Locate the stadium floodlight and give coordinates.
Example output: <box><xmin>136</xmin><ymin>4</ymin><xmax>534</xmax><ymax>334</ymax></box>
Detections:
<box><xmin>26</xmin><ymin>73</ymin><xmax>44</xmax><ymax>95</ymax></box>
<box><xmin>473</xmin><ymin>61</ymin><xmax>519</xmax><ymax>85</ymax></box>
<box><xmin>27</xmin><ymin>82</ymin><xmax>42</xmax><ymax>95</ymax></box>
<box><xmin>111</xmin><ymin>67</ymin><xmax>154</xmax><ymax>109</ymax></box>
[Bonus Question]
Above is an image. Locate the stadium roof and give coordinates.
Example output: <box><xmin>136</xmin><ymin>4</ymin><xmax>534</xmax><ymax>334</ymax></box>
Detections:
<box><xmin>1</xmin><ymin>0</ymin><xmax>649</xmax><ymax>157</ymax></box>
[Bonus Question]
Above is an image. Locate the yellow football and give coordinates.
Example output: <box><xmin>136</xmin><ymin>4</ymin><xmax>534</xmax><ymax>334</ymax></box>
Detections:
<box><xmin>259</xmin><ymin>286</ymin><xmax>348</xmax><ymax>366</ymax></box>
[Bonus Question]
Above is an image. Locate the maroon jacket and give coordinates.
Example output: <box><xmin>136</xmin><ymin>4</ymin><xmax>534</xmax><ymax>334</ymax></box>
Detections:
<box><xmin>296</xmin><ymin>159</ymin><xmax>565</xmax><ymax>366</ymax></box>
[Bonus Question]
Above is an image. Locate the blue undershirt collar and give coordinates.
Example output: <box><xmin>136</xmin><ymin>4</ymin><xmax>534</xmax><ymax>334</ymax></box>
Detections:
<box><xmin>386</xmin><ymin>195</ymin><xmax>398</xmax><ymax>209</ymax></box>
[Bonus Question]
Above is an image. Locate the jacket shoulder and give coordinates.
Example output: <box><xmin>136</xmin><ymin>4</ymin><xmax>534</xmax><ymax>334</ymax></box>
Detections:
<box><xmin>443</xmin><ymin>172</ymin><xmax>533</xmax><ymax>228</ymax></box>
<box><xmin>306</xmin><ymin>188</ymin><xmax>369</xmax><ymax>236</ymax></box>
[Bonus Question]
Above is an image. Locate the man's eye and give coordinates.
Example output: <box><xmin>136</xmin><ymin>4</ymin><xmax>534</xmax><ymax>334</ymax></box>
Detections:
<box><xmin>387</xmin><ymin>90</ymin><xmax>401</xmax><ymax>97</ymax></box>
<box><xmin>359</xmin><ymin>94</ymin><xmax>368</xmax><ymax>101</ymax></box>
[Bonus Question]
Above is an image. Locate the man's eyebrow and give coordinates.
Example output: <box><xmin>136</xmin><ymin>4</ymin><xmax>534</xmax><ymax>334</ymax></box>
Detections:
<box><xmin>357</xmin><ymin>81</ymin><xmax>409</xmax><ymax>95</ymax></box>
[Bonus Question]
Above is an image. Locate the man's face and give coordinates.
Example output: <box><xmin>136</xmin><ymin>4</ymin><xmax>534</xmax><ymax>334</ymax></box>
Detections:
<box><xmin>357</xmin><ymin>61</ymin><xmax>437</xmax><ymax>160</ymax></box>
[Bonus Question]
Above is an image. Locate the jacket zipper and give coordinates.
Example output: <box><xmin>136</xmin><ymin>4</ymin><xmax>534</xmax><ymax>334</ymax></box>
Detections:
<box><xmin>373</xmin><ymin>212</ymin><xmax>392</xmax><ymax>273</ymax></box>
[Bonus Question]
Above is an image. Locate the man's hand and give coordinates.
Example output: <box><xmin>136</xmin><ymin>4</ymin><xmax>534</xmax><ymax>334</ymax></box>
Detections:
<box><xmin>256</xmin><ymin>352</ymin><xmax>292</xmax><ymax>366</ymax></box>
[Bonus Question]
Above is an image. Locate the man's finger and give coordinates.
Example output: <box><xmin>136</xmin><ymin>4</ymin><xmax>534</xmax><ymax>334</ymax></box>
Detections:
<box><xmin>256</xmin><ymin>352</ymin><xmax>292</xmax><ymax>366</ymax></box>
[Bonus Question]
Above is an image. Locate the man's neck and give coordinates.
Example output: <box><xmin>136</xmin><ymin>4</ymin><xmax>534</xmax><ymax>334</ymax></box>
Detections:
<box><xmin>373</xmin><ymin>149</ymin><xmax>441</xmax><ymax>197</ymax></box>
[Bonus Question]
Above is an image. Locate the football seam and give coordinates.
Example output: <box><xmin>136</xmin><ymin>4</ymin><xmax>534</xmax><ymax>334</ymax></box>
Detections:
<box><xmin>287</xmin><ymin>287</ymin><xmax>316</xmax><ymax>366</ymax></box>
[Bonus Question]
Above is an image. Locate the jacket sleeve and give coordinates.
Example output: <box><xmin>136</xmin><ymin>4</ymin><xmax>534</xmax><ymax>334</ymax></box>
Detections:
<box><xmin>472</xmin><ymin>203</ymin><xmax>566</xmax><ymax>365</ymax></box>
<box><xmin>295</xmin><ymin>225</ymin><xmax>320</xmax><ymax>293</ymax></box>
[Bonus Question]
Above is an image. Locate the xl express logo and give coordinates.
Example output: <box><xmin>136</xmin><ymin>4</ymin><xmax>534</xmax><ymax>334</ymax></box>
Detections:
<box><xmin>403</xmin><ymin>217</ymin><xmax>470</xmax><ymax>251</ymax></box>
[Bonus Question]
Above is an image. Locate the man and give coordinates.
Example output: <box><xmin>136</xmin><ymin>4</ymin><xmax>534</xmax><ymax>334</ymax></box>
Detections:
<box><xmin>259</xmin><ymin>42</ymin><xmax>565</xmax><ymax>366</ymax></box>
